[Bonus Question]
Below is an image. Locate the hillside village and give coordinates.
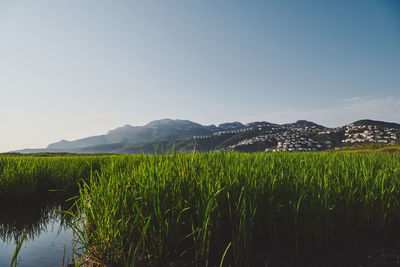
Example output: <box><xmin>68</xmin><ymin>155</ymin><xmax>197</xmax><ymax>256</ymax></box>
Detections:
<box><xmin>191</xmin><ymin>126</ymin><xmax>255</xmax><ymax>140</ymax></box>
<box><xmin>342</xmin><ymin>124</ymin><xmax>398</xmax><ymax>144</ymax></box>
<box><xmin>189</xmin><ymin>121</ymin><xmax>400</xmax><ymax>153</ymax></box>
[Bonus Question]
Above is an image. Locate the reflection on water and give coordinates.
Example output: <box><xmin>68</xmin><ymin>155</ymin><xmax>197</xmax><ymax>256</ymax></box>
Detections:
<box><xmin>0</xmin><ymin>197</ymin><xmax>76</xmax><ymax>267</ymax></box>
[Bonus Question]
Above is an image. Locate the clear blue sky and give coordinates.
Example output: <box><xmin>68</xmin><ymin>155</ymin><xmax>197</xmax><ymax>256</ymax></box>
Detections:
<box><xmin>0</xmin><ymin>0</ymin><xmax>399</xmax><ymax>151</ymax></box>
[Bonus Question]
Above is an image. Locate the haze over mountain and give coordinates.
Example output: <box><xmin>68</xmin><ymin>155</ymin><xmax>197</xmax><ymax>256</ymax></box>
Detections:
<box><xmin>47</xmin><ymin>119</ymin><xmax>219</xmax><ymax>150</ymax></box>
<box><xmin>11</xmin><ymin>118</ymin><xmax>400</xmax><ymax>154</ymax></box>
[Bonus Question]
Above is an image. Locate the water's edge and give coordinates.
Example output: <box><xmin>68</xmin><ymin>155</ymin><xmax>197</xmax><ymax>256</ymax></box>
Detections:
<box><xmin>0</xmin><ymin>198</ymin><xmax>76</xmax><ymax>267</ymax></box>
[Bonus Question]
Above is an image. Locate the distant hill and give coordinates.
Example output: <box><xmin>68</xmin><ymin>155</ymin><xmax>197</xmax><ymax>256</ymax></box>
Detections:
<box><xmin>284</xmin><ymin>120</ymin><xmax>324</xmax><ymax>128</ymax></box>
<box><xmin>11</xmin><ymin>118</ymin><xmax>400</xmax><ymax>154</ymax></box>
<box><xmin>47</xmin><ymin>135</ymin><xmax>109</xmax><ymax>150</ymax></box>
<box><xmin>218</xmin><ymin>122</ymin><xmax>245</xmax><ymax>131</ymax></box>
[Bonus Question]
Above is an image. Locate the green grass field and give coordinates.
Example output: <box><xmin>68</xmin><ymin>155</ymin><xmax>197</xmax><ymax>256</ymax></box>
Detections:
<box><xmin>337</xmin><ymin>144</ymin><xmax>400</xmax><ymax>154</ymax></box>
<box><xmin>1</xmin><ymin>152</ymin><xmax>400</xmax><ymax>266</ymax></box>
<box><xmin>0</xmin><ymin>155</ymin><xmax>113</xmax><ymax>201</ymax></box>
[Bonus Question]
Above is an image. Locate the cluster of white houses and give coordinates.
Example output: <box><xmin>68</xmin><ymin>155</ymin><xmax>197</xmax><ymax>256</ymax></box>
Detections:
<box><xmin>265</xmin><ymin>127</ymin><xmax>332</xmax><ymax>152</ymax></box>
<box><xmin>270</xmin><ymin>125</ymin><xmax>327</xmax><ymax>152</ymax></box>
<box><xmin>190</xmin><ymin>122</ymin><xmax>399</xmax><ymax>152</ymax></box>
<box><xmin>212</xmin><ymin>127</ymin><xmax>253</xmax><ymax>136</ymax></box>
<box><xmin>191</xmin><ymin>135</ymin><xmax>212</xmax><ymax>140</ymax></box>
<box><xmin>231</xmin><ymin>134</ymin><xmax>273</xmax><ymax>148</ymax></box>
<box><xmin>231</xmin><ymin>125</ymin><xmax>329</xmax><ymax>152</ymax></box>
<box><xmin>266</xmin><ymin>138</ymin><xmax>326</xmax><ymax>152</ymax></box>
<box><xmin>317</xmin><ymin>127</ymin><xmax>342</xmax><ymax>135</ymax></box>
<box><xmin>342</xmin><ymin>124</ymin><xmax>399</xmax><ymax>144</ymax></box>
<box><xmin>191</xmin><ymin>127</ymin><xmax>254</xmax><ymax>140</ymax></box>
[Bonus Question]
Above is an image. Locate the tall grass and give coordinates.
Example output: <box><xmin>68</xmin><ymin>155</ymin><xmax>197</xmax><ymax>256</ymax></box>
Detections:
<box><xmin>67</xmin><ymin>152</ymin><xmax>400</xmax><ymax>266</ymax></box>
<box><xmin>2</xmin><ymin>152</ymin><xmax>399</xmax><ymax>265</ymax></box>
<box><xmin>0</xmin><ymin>156</ymin><xmax>112</xmax><ymax>201</ymax></box>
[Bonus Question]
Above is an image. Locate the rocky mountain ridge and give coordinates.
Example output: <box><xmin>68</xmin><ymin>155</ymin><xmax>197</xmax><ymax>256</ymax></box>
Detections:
<box><xmin>13</xmin><ymin>119</ymin><xmax>400</xmax><ymax>154</ymax></box>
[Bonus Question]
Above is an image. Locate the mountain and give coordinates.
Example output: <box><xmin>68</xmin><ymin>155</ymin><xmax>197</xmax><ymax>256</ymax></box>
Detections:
<box><xmin>47</xmin><ymin>119</ymin><xmax>219</xmax><ymax>151</ymax></box>
<box><xmin>11</xmin><ymin>119</ymin><xmax>400</xmax><ymax>154</ymax></box>
<box><xmin>47</xmin><ymin>135</ymin><xmax>109</xmax><ymax>150</ymax></box>
<box><xmin>106</xmin><ymin>119</ymin><xmax>218</xmax><ymax>144</ymax></box>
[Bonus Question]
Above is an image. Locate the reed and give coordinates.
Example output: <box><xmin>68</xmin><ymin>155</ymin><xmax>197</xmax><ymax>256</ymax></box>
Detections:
<box><xmin>2</xmin><ymin>152</ymin><xmax>400</xmax><ymax>265</ymax></box>
<box><xmin>67</xmin><ymin>152</ymin><xmax>400</xmax><ymax>266</ymax></box>
<box><xmin>0</xmin><ymin>156</ymin><xmax>112</xmax><ymax>201</ymax></box>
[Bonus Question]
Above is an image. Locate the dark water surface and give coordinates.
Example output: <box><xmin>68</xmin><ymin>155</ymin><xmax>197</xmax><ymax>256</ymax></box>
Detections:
<box><xmin>2</xmin><ymin>198</ymin><xmax>400</xmax><ymax>267</ymax></box>
<box><xmin>0</xmin><ymin>198</ymin><xmax>75</xmax><ymax>267</ymax></box>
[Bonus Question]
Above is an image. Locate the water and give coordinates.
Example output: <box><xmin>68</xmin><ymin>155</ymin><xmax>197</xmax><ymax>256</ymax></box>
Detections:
<box><xmin>0</xmin><ymin>198</ymin><xmax>76</xmax><ymax>267</ymax></box>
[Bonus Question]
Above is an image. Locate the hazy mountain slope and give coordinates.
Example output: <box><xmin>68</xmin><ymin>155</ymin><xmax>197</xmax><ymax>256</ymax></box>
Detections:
<box><xmin>46</xmin><ymin>119</ymin><xmax>219</xmax><ymax>151</ymax></box>
<box><xmin>218</xmin><ymin>122</ymin><xmax>245</xmax><ymax>130</ymax></box>
<box><xmin>106</xmin><ymin>119</ymin><xmax>217</xmax><ymax>144</ymax></box>
<box><xmin>76</xmin><ymin>143</ymin><xmax>126</xmax><ymax>154</ymax></box>
<box><xmin>75</xmin><ymin>140</ymin><xmax>197</xmax><ymax>154</ymax></box>
<box><xmin>47</xmin><ymin>135</ymin><xmax>109</xmax><ymax>150</ymax></box>
<box><xmin>12</xmin><ymin>118</ymin><xmax>400</xmax><ymax>154</ymax></box>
